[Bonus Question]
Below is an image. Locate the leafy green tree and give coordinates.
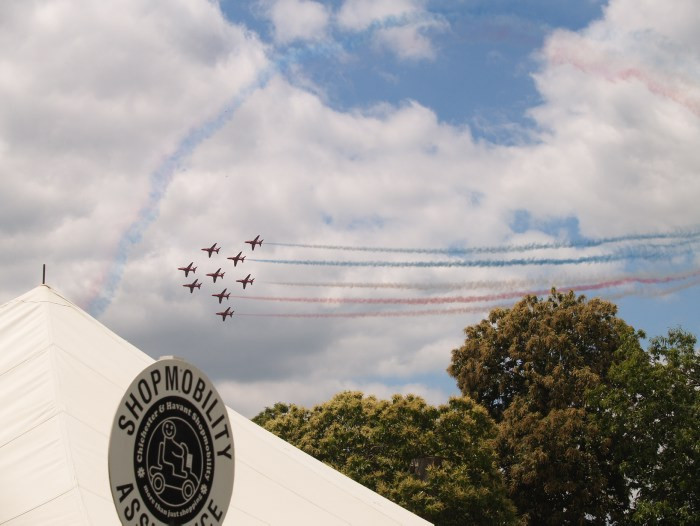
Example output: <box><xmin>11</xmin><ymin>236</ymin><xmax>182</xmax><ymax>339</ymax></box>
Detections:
<box><xmin>593</xmin><ymin>328</ymin><xmax>700</xmax><ymax>524</ymax></box>
<box><xmin>254</xmin><ymin>391</ymin><xmax>519</xmax><ymax>526</ymax></box>
<box><xmin>448</xmin><ymin>290</ymin><xmax>633</xmax><ymax>524</ymax></box>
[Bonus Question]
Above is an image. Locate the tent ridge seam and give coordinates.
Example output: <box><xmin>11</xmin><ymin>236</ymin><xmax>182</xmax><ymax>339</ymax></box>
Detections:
<box><xmin>0</xmin><ymin>487</ymin><xmax>76</xmax><ymax>525</ymax></box>
<box><xmin>51</xmin><ymin>342</ymin><xmax>130</xmax><ymax>393</ymax></box>
<box><xmin>236</xmin><ymin>458</ymin><xmax>362</xmax><ymax>526</ymax></box>
<box><xmin>0</xmin><ymin>404</ymin><xmax>111</xmax><ymax>453</ymax></box>
<box><xmin>62</xmin><ymin>409</ymin><xmax>109</xmax><ymax>439</ymax></box>
<box><xmin>74</xmin><ymin>483</ymin><xmax>113</xmax><ymax>503</ymax></box>
<box><xmin>0</xmin><ymin>411</ymin><xmax>62</xmax><ymax>451</ymax></box>
<box><xmin>56</xmin><ymin>412</ymin><xmax>91</xmax><ymax>524</ymax></box>
<box><xmin>0</xmin><ymin>343</ymin><xmax>52</xmax><ymax>380</ymax></box>
<box><xmin>235</xmin><ymin>429</ymin><xmax>405</xmax><ymax>522</ymax></box>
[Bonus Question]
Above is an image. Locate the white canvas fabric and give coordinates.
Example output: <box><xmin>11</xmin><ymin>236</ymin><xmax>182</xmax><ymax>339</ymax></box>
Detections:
<box><xmin>0</xmin><ymin>286</ymin><xmax>431</xmax><ymax>525</ymax></box>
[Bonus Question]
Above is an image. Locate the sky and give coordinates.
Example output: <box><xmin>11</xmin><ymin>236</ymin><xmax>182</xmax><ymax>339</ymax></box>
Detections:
<box><xmin>1</xmin><ymin>0</ymin><xmax>699</xmax><ymax>417</ymax></box>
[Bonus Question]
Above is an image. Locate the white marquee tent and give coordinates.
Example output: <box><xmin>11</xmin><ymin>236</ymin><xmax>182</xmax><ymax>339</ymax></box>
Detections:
<box><xmin>0</xmin><ymin>285</ymin><xmax>432</xmax><ymax>525</ymax></box>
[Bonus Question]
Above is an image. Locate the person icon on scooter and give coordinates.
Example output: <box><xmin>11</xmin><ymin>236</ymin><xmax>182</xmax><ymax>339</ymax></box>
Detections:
<box><xmin>162</xmin><ymin>419</ymin><xmax>188</xmax><ymax>478</ymax></box>
<box><xmin>149</xmin><ymin>418</ymin><xmax>199</xmax><ymax>500</ymax></box>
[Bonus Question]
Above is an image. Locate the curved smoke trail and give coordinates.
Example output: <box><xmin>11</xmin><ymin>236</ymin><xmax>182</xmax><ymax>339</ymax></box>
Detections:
<box><xmin>84</xmin><ymin>11</ymin><xmax>447</xmax><ymax>317</ymax></box>
<box><xmin>84</xmin><ymin>70</ymin><xmax>274</xmax><ymax>316</ymax></box>
<box><xmin>546</xmin><ymin>39</ymin><xmax>700</xmax><ymax>119</ymax></box>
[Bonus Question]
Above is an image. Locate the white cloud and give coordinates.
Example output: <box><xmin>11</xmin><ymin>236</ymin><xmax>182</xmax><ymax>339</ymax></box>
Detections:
<box><xmin>373</xmin><ymin>23</ymin><xmax>438</xmax><ymax>60</ymax></box>
<box><xmin>2</xmin><ymin>0</ymin><xmax>699</xmax><ymax>420</ymax></box>
<box><xmin>0</xmin><ymin>0</ymin><xmax>268</xmax><ymax>303</ymax></box>
<box><xmin>510</xmin><ymin>0</ymin><xmax>700</xmax><ymax>236</ymax></box>
<box><xmin>336</xmin><ymin>0</ymin><xmax>422</xmax><ymax>32</ymax></box>
<box><xmin>336</xmin><ymin>0</ymin><xmax>445</xmax><ymax>60</ymax></box>
<box><xmin>264</xmin><ymin>0</ymin><xmax>330</xmax><ymax>43</ymax></box>
<box><xmin>217</xmin><ymin>377</ymin><xmax>452</xmax><ymax>417</ymax></box>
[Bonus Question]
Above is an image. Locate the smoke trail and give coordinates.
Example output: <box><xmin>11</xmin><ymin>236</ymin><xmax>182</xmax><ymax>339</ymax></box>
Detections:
<box><xmin>84</xmin><ymin>70</ymin><xmax>274</xmax><ymax>316</ymax></box>
<box><xmin>267</xmin><ymin>228</ymin><xmax>700</xmax><ymax>255</ymax></box>
<box><xmin>236</xmin><ymin>303</ymin><xmax>504</xmax><ymax>319</ymax></box>
<box><xmin>264</xmin><ymin>278</ymin><xmax>547</xmax><ymax>291</ymax></box>
<box><xmin>235</xmin><ymin>274</ymin><xmax>700</xmax><ymax>319</ymax></box>
<box><xmin>546</xmin><ymin>40</ymin><xmax>700</xmax><ymax>118</ymax></box>
<box><xmin>250</xmin><ymin>242</ymin><xmax>698</xmax><ymax>268</ymax></box>
<box><xmin>233</xmin><ymin>290</ymin><xmax>545</xmax><ymax>305</ymax></box>
<box><xmin>265</xmin><ymin>267</ymin><xmax>700</xmax><ymax>291</ymax></box>
<box><xmin>623</xmin><ymin>276</ymin><xmax>700</xmax><ymax>299</ymax></box>
<box><xmin>84</xmin><ymin>11</ymin><xmax>447</xmax><ymax>317</ymax></box>
<box><xmin>231</xmin><ymin>268</ymin><xmax>700</xmax><ymax>305</ymax></box>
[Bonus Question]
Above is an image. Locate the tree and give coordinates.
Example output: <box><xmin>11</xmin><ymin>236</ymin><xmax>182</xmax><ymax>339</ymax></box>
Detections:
<box><xmin>254</xmin><ymin>391</ymin><xmax>519</xmax><ymax>526</ymax></box>
<box><xmin>593</xmin><ymin>328</ymin><xmax>700</xmax><ymax>524</ymax></box>
<box><xmin>448</xmin><ymin>290</ymin><xmax>633</xmax><ymax>524</ymax></box>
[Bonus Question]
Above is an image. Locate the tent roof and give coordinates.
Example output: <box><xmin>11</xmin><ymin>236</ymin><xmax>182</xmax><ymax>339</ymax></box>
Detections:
<box><xmin>0</xmin><ymin>285</ymin><xmax>431</xmax><ymax>525</ymax></box>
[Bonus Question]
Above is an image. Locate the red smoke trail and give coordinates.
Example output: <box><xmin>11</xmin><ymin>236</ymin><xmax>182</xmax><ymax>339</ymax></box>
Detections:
<box><xmin>235</xmin><ymin>268</ymin><xmax>700</xmax><ymax>305</ymax></box>
<box><xmin>264</xmin><ymin>267</ymin><xmax>700</xmax><ymax>291</ymax></box>
<box><xmin>236</xmin><ymin>275</ymin><xmax>700</xmax><ymax>319</ymax></box>
<box><xmin>607</xmin><ymin>276</ymin><xmax>700</xmax><ymax>301</ymax></box>
<box><xmin>546</xmin><ymin>40</ymin><xmax>700</xmax><ymax>118</ymax></box>
<box><xmin>236</xmin><ymin>304</ymin><xmax>505</xmax><ymax>319</ymax></box>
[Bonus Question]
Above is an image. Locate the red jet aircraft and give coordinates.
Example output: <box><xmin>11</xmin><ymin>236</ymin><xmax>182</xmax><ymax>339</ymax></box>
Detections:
<box><xmin>206</xmin><ymin>268</ymin><xmax>225</xmax><ymax>283</ymax></box>
<box><xmin>227</xmin><ymin>251</ymin><xmax>246</xmax><ymax>266</ymax></box>
<box><xmin>236</xmin><ymin>274</ymin><xmax>254</xmax><ymax>289</ymax></box>
<box><xmin>212</xmin><ymin>288</ymin><xmax>230</xmax><ymax>304</ymax></box>
<box><xmin>178</xmin><ymin>262</ymin><xmax>197</xmax><ymax>277</ymax></box>
<box><xmin>216</xmin><ymin>306</ymin><xmax>234</xmax><ymax>321</ymax></box>
<box><xmin>245</xmin><ymin>235</ymin><xmax>263</xmax><ymax>251</ymax></box>
<box><xmin>183</xmin><ymin>279</ymin><xmax>202</xmax><ymax>293</ymax></box>
<box><xmin>201</xmin><ymin>243</ymin><xmax>220</xmax><ymax>258</ymax></box>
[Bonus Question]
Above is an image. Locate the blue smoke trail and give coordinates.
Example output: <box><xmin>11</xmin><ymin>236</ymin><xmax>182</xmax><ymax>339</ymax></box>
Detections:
<box><xmin>267</xmin><ymin>228</ymin><xmax>700</xmax><ymax>255</ymax></box>
<box><xmin>250</xmin><ymin>244</ymin><xmax>697</xmax><ymax>268</ymax></box>
<box><xmin>85</xmin><ymin>9</ymin><xmax>446</xmax><ymax>317</ymax></box>
<box><xmin>86</xmin><ymin>70</ymin><xmax>275</xmax><ymax>317</ymax></box>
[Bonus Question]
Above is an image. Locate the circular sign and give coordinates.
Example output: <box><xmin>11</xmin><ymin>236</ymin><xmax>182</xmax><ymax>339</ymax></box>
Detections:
<box><xmin>109</xmin><ymin>358</ymin><xmax>234</xmax><ymax>525</ymax></box>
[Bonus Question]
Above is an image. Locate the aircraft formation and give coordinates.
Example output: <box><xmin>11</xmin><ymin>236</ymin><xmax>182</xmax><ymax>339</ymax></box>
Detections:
<box><xmin>178</xmin><ymin>235</ymin><xmax>263</xmax><ymax>321</ymax></box>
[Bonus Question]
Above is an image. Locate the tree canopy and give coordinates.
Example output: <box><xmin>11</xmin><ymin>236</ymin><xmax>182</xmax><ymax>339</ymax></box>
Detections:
<box><xmin>255</xmin><ymin>289</ymin><xmax>699</xmax><ymax>525</ymax></box>
<box><xmin>593</xmin><ymin>328</ymin><xmax>700</xmax><ymax>523</ymax></box>
<box><xmin>254</xmin><ymin>392</ymin><xmax>519</xmax><ymax>526</ymax></box>
<box><xmin>448</xmin><ymin>290</ymin><xmax>633</xmax><ymax>524</ymax></box>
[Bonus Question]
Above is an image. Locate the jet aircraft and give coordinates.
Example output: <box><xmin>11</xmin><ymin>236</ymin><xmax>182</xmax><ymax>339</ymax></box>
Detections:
<box><xmin>212</xmin><ymin>288</ymin><xmax>230</xmax><ymax>304</ymax></box>
<box><xmin>202</xmin><ymin>243</ymin><xmax>220</xmax><ymax>258</ymax></box>
<box><xmin>178</xmin><ymin>262</ymin><xmax>197</xmax><ymax>277</ymax></box>
<box><xmin>245</xmin><ymin>235</ymin><xmax>263</xmax><ymax>251</ymax></box>
<box><xmin>216</xmin><ymin>306</ymin><xmax>234</xmax><ymax>321</ymax></box>
<box><xmin>236</xmin><ymin>274</ymin><xmax>254</xmax><ymax>289</ymax></box>
<box><xmin>183</xmin><ymin>279</ymin><xmax>202</xmax><ymax>293</ymax></box>
<box><xmin>206</xmin><ymin>268</ymin><xmax>225</xmax><ymax>283</ymax></box>
<box><xmin>227</xmin><ymin>251</ymin><xmax>246</xmax><ymax>266</ymax></box>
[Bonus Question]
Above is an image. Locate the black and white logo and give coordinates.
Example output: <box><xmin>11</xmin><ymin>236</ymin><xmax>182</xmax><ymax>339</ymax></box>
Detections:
<box><xmin>109</xmin><ymin>358</ymin><xmax>234</xmax><ymax>525</ymax></box>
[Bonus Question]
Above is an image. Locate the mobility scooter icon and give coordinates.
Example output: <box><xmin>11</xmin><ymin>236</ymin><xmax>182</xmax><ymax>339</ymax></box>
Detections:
<box><xmin>148</xmin><ymin>418</ymin><xmax>200</xmax><ymax>501</ymax></box>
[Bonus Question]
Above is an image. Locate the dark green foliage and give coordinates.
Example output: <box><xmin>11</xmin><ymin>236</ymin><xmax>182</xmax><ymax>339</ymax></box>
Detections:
<box><xmin>448</xmin><ymin>290</ymin><xmax>628</xmax><ymax>420</ymax></box>
<box><xmin>254</xmin><ymin>290</ymin><xmax>699</xmax><ymax>525</ymax></box>
<box><xmin>593</xmin><ymin>328</ymin><xmax>700</xmax><ymax>524</ymax></box>
<box><xmin>449</xmin><ymin>290</ymin><xmax>633</xmax><ymax>524</ymax></box>
<box><xmin>254</xmin><ymin>391</ymin><xmax>519</xmax><ymax>526</ymax></box>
